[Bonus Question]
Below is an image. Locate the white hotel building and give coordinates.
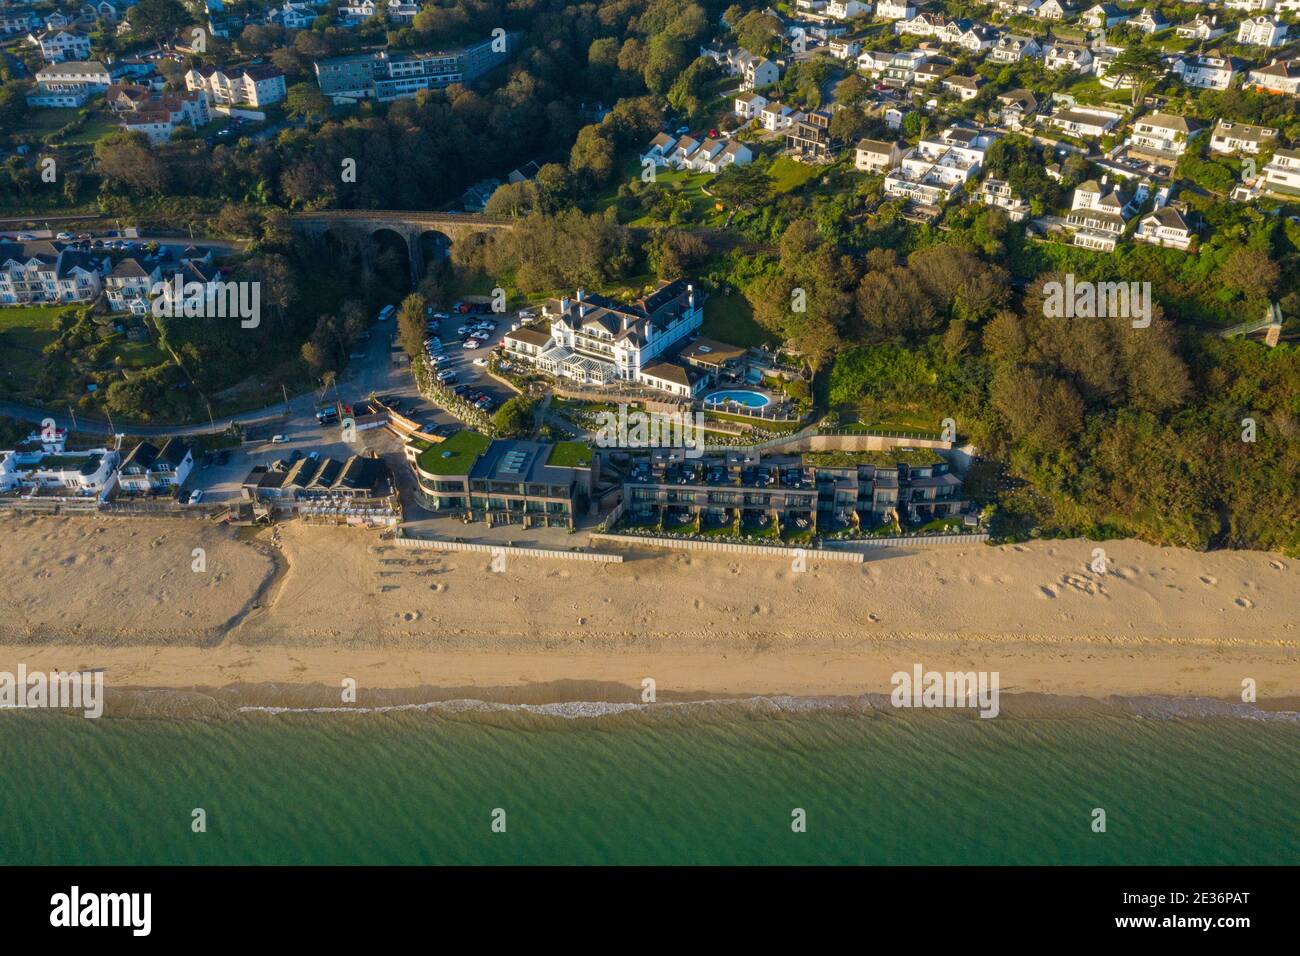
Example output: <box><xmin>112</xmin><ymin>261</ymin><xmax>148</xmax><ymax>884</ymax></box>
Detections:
<box><xmin>503</xmin><ymin>280</ymin><xmax>705</xmax><ymax>397</ymax></box>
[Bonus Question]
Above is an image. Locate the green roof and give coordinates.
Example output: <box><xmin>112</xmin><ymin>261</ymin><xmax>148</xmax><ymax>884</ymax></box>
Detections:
<box><xmin>415</xmin><ymin>429</ymin><xmax>491</xmax><ymax>476</ymax></box>
<box><xmin>547</xmin><ymin>441</ymin><xmax>593</xmax><ymax>468</ymax></box>
<box><xmin>804</xmin><ymin>447</ymin><xmax>946</xmax><ymax>469</ymax></box>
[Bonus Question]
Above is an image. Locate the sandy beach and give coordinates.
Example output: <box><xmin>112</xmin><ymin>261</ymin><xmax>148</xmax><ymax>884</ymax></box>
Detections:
<box><xmin>1</xmin><ymin>514</ymin><xmax>1296</xmax><ymax>705</ymax></box>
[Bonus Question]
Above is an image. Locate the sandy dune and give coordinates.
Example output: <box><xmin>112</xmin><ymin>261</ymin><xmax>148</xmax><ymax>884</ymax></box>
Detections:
<box><xmin>0</xmin><ymin>515</ymin><xmax>1296</xmax><ymax>702</ymax></box>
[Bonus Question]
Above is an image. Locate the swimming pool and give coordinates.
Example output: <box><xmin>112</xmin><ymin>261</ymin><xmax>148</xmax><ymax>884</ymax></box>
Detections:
<box><xmin>704</xmin><ymin>389</ymin><xmax>771</xmax><ymax>409</ymax></box>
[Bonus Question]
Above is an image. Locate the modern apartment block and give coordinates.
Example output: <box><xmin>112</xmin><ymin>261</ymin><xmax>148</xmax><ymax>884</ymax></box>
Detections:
<box><xmin>883</xmin><ymin>124</ymin><xmax>996</xmax><ymax>207</ymax></box>
<box><xmin>406</xmin><ymin>431</ymin><xmax>596</xmax><ymax>528</ymax></box>
<box><xmin>0</xmin><ymin>432</ymin><xmax>119</xmax><ymax>497</ymax></box>
<box><xmin>185</xmin><ymin>65</ymin><xmax>287</xmax><ymax>107</ymax></box>
<box><xmin>314</xmin><ymin>35</ymin><xmax>517</xmax><ymax>102</ymax></box>
<box><xmin>622</xmin><ymin>447</ymin><xmax>967</xmax><ymax>534</ymax></box>
<box><xmin>503</xmin><ymin>280</ymin><xmax>703</xmax><ymax>393</ymax></box>
<box><xmin>0</xmin><ymin>241</ymin><xmax>107</xmax><ymax>304</ymax></box>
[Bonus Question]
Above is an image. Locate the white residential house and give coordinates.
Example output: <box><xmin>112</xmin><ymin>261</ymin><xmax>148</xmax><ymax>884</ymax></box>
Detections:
<box><xmin>185</xmin><ymin>64</ymin><xmax>287</xmax><ymax>108</ymax></box>
<box><xmin>503</xmin><ymin>281</ymin><xmax>704</xmax><ymax>392</ymax></box>
<box><xmin>827</xmin><ymin>0</ymin><xmax>870</xmax><ymax>18</ymax></box>
<box><xmin>828</xmin><ymin>36</ymin><xmax>863</xmax><ymax>59</ymax></box>
<box><xmin>1044</xmin><ymin>43</ymin><xmax>1094</xmax><ymax>73</ymax></box>
<box><xmin>1130</xmin><ymin>8</ymin><xmax>1169</xmax><ymax>33</ymax></box>
<box><xmin>1128</xmin><ymin>112</ymin><xmax>1202</xmax><ymax>161</ymax></box>
<box><xmin>1175</xmin><ymin>15</ymin><xmax>1225</xmax><ymax>41</ymax></box>
<box><xmin>991</xmin><ymin>35</ymin><xmax>1043</xmax><ymax>64</ymax></box>
<box><xmin>1210</xmin><ymin>120</ymin><xmax>1276</xmax><ymax>155</ymax></box>
<box><xmin>642</xmin><ymin>132</ymin><xmax>678</xmax><ymax>167</ymax></box>
<box><xmin>997</xmin><ymin>0</ymin><xmax>1042</xmax><ymax>13</ymax></box>
<box><xmin>117</xmin><ymin>439</ymin><xmax>194</xmax><ymax>493</ymax></box>
<box><xmin>1260</xmin><ymin>148</ymin><xmax>1300</xmax><ymax>198</ymax></box>
<box><xmin>1036</xmin><ymin>0</ymin><xmax>1075</xmax><ymax>20</ymax></box>
<box><xmin>685</xmin><ymin>138</ymin><xmax>725</xmax><ymax>172</ymax></box>
<box><xmin>120</xmin><ymin>89</ymin><xmax>212</xmax><ymax>144</ymax></box>
<box><xmin>666</xmin><ymin>135</ymin><xmax>701</xmax><ymax>167</ymax></box>
<box><xmin>1247</xmin><ymin>58</ymin><xmax>1300</xmax><ymax>95</ymax></box>
<box><xmin>760</xmin><ymin>102</ymin><xmax>798</xmax><ymax>131</ymax></box>
<box><xmin>104</xmin><ymin>258</ymin><xmax>162</xmax><ymax>314</ymax></box>
<box><xmin>895</xmin><ymin>12</ymin><xmax>943</xmax><ymax>36</ymax></box>
<box><xmin>0</xmin><ymin>443</ymin><xmax>119</xmax><ymax>497</ymax></box>
<box><xmin>993</xmin><ymin>89</ymin><xmax>1039</xmax><ymax>129</ymax></box>
<box><xmin>858</xmin><ymin>48</ymin><xmax>929</xmax><ymax>87</ymax></box>
<box><xmin>955</xmin><ymin>25</ymin><xmax>997</xmax><ymax>53</ymax></box>
<box><xmin>0</xmin><ymin>241</ymin><xmax>107</xmax><ymax>305</ymax></box>
<box><xmin>29</xmin><ymin>28</ymin><xmax>91</xmax><ymax>62</ymax></box>
<box><xmin>1066</xmin><ymin>178</ymin><xmax>1133</xmax><ymax>251</ymax></box>
<box><xmin>726</xmin><ymin>48</ymin><xmax>781</xmax><ymax>91</ymax></box>
<box><xmin>1180</xmin><ymin>52</ymin><xmax>1241</xmax><ymax>91</ymax></box>
<box><xmin>734</xmin><ymin>91</ymin><xmax>768</xmax><ymax>119</ymax></box>
<box><xmin>698</xmin><ymin>140</ymin><xmax>752</xmax><ymax>173</ymax></box>
<box><xmin>978</xmin><ymin>178</ymin><xmax>1031</xmax><ymax>221</ymax></box>
<box><xmin>1224</xmin><ymin>0</ymin><xmax>1276</xmax><ymax>10</ymax></box>
<box><xmin>1081</xmin><ymin>3</ymin><xmax>1129</xmax><ymax>28</ymax></box>
<box><xmin>884</xmin><ymin>125</ymin><xmax>998</xmax><ymax>206</ymax></box>
<box><xmin>1047</xmin><ymin>103</ymin><xmax>1124</xmax><ymax>138</ymax></box>
<box><xmin>942</xmin><ymin>74</ymin><xmax>984</xmax><ymax>101</ymax></box>
<box><xmin>854</xmin><ymin>138</ymin><xmax>904</xmax><ymax>173</ymax></box>
<box><xmin>1135</xmin><ymin>205</ymin><xmax>1194</xmax><ymax>250</ymax></box>
<box><xmin>1237</xmin><ymin>17</ymin><xmax>1286</xmax><ymax>46</ymax></box>
<box><xmin>27</xmin><ymin>60</ymin><xmax>111</xmax><ymax>107</ymax></box>
<box><xmin>874</xmin><ymin>0</ymin><xmax>916</xmax><ymax>19</ymax></box>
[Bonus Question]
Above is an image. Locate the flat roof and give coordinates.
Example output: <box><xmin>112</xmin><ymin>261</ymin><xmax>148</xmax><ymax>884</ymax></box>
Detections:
<box><xmin>415</xmin><ymin>429</ymin><xmax>491</xmax><ymax>476</ymax></box>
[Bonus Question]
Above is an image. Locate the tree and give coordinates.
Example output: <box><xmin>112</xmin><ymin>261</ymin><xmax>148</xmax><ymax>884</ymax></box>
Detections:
<box><xmin>493</xmin><ymin>396</ymin><xmax>535</xmax><ymax>437</ymax></box>
<box><xmin>128</xmin><ymin>0</ymin><xmax>191</xmax><ymax>44</ymax></box>
<box><xmin>733</xmin><ymin>12</ymin><xmax>781</xmax><ymax>56</ymax></box>
<box><xmin>396</xmin><ymin>292</ymin><xmax>428</xmax><ymax>363</ymax></box>
<box><xmin>709</xmin><ymin>162</ymin><xmax>774</xmax><ymax>211</ymax></box>
<box><xmin>94</xmin><ymin>132</ymin><xmax>168</xmax><ymax>194</ymax></box>
<box><xmin>285</xmin><ymin>82</ymin><xmax>329</xmax><ymax>123</ymax></box>
<box><xmin>1108</xmin><ymin>46</ymin><xmax>1165</xmax><ymax>108</ymax></box>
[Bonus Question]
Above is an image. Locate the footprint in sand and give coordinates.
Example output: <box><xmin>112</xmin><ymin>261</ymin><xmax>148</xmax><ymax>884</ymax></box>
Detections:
<box><xmin>401</xmin><ymin>611</ymin><xmax>421</xmax><ymax>622</ymax></box>
<box><xmin>1268</xmin><ymin>560</ymin><xmax>1286</xmax><ymax>571</ymax></box>
<box><xmin>1038</xmin><ymin>585</ymin><xmax>1058</xmax><ymax>599</ymax></box>
<box><xmin>1199</xmin><ymin>575</ymin><xmax>1217</xmax><ymax>586</ymax></box>
<box><xmin>1235</xmin><ymin>597</ymin><xmax>1255</xmax><ymax>609</ymax></box>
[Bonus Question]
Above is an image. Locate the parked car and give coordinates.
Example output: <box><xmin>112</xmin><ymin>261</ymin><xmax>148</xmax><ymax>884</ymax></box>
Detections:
<box><xmin>271</xmin><ymin>434</ymin><xmax>288</xmax><ymax>444</ymax></box>
<box><xmin>290</xmin><ymin>449</ymin><xmax>303</xmax><ymax>462</ymax></box>
<box><xmin>377</xmin><ymin>305</ymin><xmax>396</xmax><ymax>322</ymax></box>
<box><xmin>462</xmin><ymin>340</ymin><xmax>480</xmax><ymax>349</ymax></box>
<box><xmin>436</xmin><ymin>370</ymin><xmax>457</xmax><ymax>383</ymax></box>
<box><xmin>189</xmin><ymin>490</ymin><xmax>204</xmax><ymax>504</ymax></box>
<box><xmin>472</xmin><ymin>357</ymin><xmax>488</xmax><ymax>367</ymax></box>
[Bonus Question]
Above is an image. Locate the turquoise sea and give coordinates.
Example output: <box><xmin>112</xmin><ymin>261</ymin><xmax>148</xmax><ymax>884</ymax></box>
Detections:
<box><xmin>3</xmin><ymin>702</ymin><xmax>1298</xmax><ymax>865</ymax></box>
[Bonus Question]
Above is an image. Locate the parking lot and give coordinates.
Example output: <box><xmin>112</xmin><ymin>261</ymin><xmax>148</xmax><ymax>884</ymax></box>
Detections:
<box><xmin>423</xmin><ymin>301</ymin><xmax>529</xmax><ymax>411</ymax></box>
<box><xmin>171</xmin><ymin>299</ymin><xmax>536</xmax><ymax>507</ymax></box>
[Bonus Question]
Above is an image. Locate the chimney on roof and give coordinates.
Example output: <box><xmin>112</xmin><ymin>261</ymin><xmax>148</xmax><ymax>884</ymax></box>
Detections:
<box><xmin>560</xmin><ymin>295</ymin><xmax>570</xmax><ymax>314</ymax></box>
<box><xmin>687</xmin><ymin>283</ymin><xmax>695</xmax><ymax>310</ymax></box>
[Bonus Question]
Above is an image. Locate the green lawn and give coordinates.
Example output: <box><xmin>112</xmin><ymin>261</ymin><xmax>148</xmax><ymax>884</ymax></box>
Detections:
<box><xmin>547</xmin><ymin>441</ymin><xmax>593</xmax><ymax>467</ymax></box>
<box><xmin>104</xmin><ymin>336</ymin><xmax>169</xmax><ymax>370</ymax></box>
<box><xmin>57</xmin><ymin>113</ymin><xmax>119</xmax><ymax>146</ymax></box>
<box><xmin>0</xmin><ymin>305</ymin><xmax>66</xmax><ymax>348</ymax></box>
<box><xmin>415</xmin><ymin>428</ymin><xmax>491</xmax><ymax>475</ymax></box>
<box><xmin>700</xmin><ymin>293</ymin><xmax>773</xmax><ymax>349</ymax></box>
<box><xmin>768</xmin><ymin>156</ymin><xmax>823</xmax><ymax>194</ymax></box>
